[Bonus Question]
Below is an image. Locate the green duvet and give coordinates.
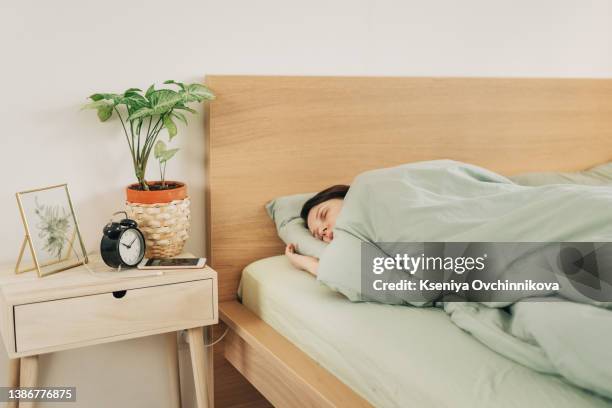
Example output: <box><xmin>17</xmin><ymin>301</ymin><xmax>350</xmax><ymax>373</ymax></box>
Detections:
<box><xmin>317</xmin><ymin>160</ymin><xmax>612</xmax><ymax>399</ymax></box>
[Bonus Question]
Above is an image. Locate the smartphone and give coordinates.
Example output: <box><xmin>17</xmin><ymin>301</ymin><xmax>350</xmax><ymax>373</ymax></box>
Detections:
<box><xmin>137</xmin><ymin>257</ymin><xmax>206</xmax><ymax>270</ymax></box>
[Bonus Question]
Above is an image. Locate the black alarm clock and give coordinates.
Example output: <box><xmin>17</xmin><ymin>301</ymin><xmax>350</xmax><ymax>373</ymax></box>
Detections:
<box><xmin>100</xmin><ymin>211</ymin><xmax>146</xmax><ymax>268</ymax></box>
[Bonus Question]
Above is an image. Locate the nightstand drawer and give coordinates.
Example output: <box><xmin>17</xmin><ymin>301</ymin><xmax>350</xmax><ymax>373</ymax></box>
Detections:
<box><xmin>14</xmin><ymin>278</ymin><xmax>214</xmax><ymax>353</ymax></box>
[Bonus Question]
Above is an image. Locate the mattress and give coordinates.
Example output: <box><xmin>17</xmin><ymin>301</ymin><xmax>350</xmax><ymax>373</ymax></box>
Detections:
<box><xmin>239</xmin><ymin>255</ymin><xmax>612</xmax><ymax>408</ymax></box>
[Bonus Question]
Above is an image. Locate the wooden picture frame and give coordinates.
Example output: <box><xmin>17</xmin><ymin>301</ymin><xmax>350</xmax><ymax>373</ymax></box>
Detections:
<box><xmin>15</xmin><ymin>184</ymin><xmax>88</xmax><ymax>277</ymax></box>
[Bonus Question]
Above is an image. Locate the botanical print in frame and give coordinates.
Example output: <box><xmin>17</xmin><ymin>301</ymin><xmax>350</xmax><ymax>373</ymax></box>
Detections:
<box><xmin>15</xmin><ymin>184</ymin><xmax>88</xmax><ymax>277</ymax></box>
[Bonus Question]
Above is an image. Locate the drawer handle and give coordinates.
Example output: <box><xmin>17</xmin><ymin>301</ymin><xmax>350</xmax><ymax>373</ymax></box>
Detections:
<box><xmin>112</xmin><ymin>290</ymin><xmax>127</xmax><ymax>299</ymax></box>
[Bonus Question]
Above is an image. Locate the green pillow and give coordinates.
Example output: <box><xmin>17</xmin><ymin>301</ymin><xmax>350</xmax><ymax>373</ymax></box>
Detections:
<box><xmin>510</xmin><ymin>161</ymin><xmax>612</xmax><ymax>186</ymax></box>
<box><xmin>266</xmin><ymin>193</ymin><xmax>328</xmax><ymax>258</ymax></box>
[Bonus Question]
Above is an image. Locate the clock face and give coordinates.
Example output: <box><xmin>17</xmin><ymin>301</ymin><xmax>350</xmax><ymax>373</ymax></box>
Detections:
<box><xmin>118</xmin><ymin>228</ymin><xmax>144</xmax><ymax>266</ymax></box>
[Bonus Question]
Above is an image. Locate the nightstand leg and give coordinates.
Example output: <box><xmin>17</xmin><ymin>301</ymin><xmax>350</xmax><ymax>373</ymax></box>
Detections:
<box><xmin>166</xmin><ymin>332</ymin><xmax>181</xmax><ymax>408</ymax></box>
<box><xmin>203</xmin><ymin>327</ymin><xmax>214</xmax><ymax>407</ymax></box>
<box><xmin>6</xmin><ymin>358</ymin><xmax>20</xmax><ymax>408</ymax></box>
<box><xmin>188</xmin><ymin>327</ymin><xmax>213</xmax><ymax>408</ymax></box>
<box><xmin>19</xmin><ymin>356</ymin><xmax>38</xmax><ymax>408</ymax></box>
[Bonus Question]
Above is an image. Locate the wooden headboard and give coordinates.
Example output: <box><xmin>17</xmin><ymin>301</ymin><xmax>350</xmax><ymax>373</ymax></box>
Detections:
<box><xmin>205</xmin><ymin>75</ymin><xmax>612</xmax><ymax>301</ymax></box>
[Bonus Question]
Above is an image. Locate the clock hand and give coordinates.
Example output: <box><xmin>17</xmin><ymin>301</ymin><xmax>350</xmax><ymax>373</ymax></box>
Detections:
<box><xmin>127</xmin><ymin>237</ymin><xmax>138</xmax><ymax>248</ymax></box>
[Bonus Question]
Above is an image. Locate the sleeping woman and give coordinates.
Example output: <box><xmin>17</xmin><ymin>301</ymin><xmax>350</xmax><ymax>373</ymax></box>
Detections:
<box><xmin>283</xmin><ymin>160</ymin><xmax>612</xmax><ymax>400</ymax></box>
<box><xmin>284</xmin><ymin>184</ymin><xmax>349</xmax><ymax>276</ymax></box>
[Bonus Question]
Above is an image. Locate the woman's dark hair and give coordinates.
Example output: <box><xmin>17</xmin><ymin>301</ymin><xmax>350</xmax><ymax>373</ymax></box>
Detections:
<box><xmin>300</xmin><ymin>184</ymin><xmax>350</xmax><ymax>227</ymax></box>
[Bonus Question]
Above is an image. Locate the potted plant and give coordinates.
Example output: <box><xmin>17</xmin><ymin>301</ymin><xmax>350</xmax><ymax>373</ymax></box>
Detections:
<box><xmin>84</xmin><ymin>80</ymin><xmax>214</xmax><ymax>257</ymax></box>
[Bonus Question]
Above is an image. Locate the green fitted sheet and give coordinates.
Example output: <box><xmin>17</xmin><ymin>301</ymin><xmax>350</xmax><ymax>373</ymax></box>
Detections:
<box><xmin>240</xmin><ymin>255</ymin><xmax>612</xmax><ymax>408</ymax></box>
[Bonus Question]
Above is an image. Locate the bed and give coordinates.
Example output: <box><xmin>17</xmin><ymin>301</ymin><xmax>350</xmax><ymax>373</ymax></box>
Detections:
<box><xmin>239</xmin><ymin>255</ymin><xmax>611</xmax><ymax>407</ymax></box>
<box><xmin>205</xmin><ymin>75</ymin><xmax>612</xmax><ymax>407</ymax></box>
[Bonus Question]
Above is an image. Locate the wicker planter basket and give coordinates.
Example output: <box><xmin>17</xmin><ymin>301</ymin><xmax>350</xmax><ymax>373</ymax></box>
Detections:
<box><xmin>125</xmin><ymin>197</ymin><xmax>191</xmax><ymax>258</ymax></box>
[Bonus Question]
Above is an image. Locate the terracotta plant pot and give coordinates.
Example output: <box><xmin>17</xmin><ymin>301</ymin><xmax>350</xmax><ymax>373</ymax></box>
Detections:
<box><xmin>125</xmin><ymin>181</ymin><xmax>190</xmax><ymax>258</ymax></box>
<box><xmin>126</xmin><ymin>181</ymin><xmax>187</xmax><ymax>204</ymax></box>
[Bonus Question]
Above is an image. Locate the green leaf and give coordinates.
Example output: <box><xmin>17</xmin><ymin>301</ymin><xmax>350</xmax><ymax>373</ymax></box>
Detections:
<box><xmin>128</xmin><ymin>107</ymin><xmax>154</xmax><ymax>121</ymax></box>
<box><xmin>174</xmin><ymin>104</ymin><xmax>197</xmax><ymax>114</ymax></box>
<box><xmin>160</xmin><ymin>148</ymin><xmax>179</xmax><ymax>162</ymax></box>
<box><xmin>186</xmin><ymin>83</ymin><xmax>215</xmax><ymax>100</ymax></box>
<box><xmin>172</xmin><ymin>112</ymin><xmax>188</xmax><ymax>126</ymax></box>
<box><xmin>97</xmin><ymin>104</ymin><xmax>113</xmax><ymax>121</ymax></box>
<box><xmin>154</xmin><ymin>140</ymin><xmax>167</xmax><ymax>159</ymax></box>
<box><xmin>147</xmin><ymin>89</ymin><xmax>183</xmax><ymax>115</ymax></box>
<box><xmin>82</xmin><ymin>100</ymin><xmax>110</xmax><ymax>110</ymax></box>
<box><xmin>89</xmin><ymin>93</ymin><xmax>120</xmax><ymax>102</ymax></box>
<box><xmin>163</xmin><ymin>115</ymin><xmax>177</xmax><ymax>139</ymax></box>
<box><xmin>120</xmin><ymin>93</ymin><xmax>149</xmax><ymax>116</ymax></box>
<box><xmin>82</xmin><ymin>100</ymin><xmax>114</xmax><ymax>121</ymax></box>
<box><xmin>163</xmin><ymin>80</ymin><xmax>185</xmax><ymax>90</ymax></box>
<box><xmin>123</xmin><ymin>88</ymin><xmax>142</xmax><ymax>94</ymax></box>
<box><xmin>154</xmin><ymin>140</ymin><xmax>179</xmax><ymax>162</ymax></box>
<box><xmin>145</xmin><ymin>84</ymin><xmax>155</xmax><ymax>99</ymax></box>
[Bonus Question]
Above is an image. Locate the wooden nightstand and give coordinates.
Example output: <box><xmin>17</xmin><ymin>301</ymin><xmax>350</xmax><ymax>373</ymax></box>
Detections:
<box><xmin>0</xmin><ymin>255</ymin><xmax>218</xmax><ymax>408</ymax></box>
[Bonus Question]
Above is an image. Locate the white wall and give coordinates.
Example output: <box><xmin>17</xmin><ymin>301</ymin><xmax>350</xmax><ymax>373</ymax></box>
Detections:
<box><xmin>1</xmin><ymin>0</ymin><xmax>611</xmax><ymax>406</ymax></box>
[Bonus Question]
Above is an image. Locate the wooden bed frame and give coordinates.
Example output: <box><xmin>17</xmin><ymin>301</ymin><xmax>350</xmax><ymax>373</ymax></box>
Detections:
<box><xmin>205</xmin><ymin>75</ymin><xmax>612</xmax><ymax>407</ymax></box>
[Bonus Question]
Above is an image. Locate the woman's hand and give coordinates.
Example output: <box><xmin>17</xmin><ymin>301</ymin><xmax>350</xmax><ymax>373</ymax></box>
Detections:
<box><xmin>285</xmin><ymin>244</ymin><xmax>319</xmax><ymax>276</ymax></box>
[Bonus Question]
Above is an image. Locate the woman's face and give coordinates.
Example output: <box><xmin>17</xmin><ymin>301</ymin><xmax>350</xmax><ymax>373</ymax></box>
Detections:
<box><xmin>306</xmin><ymin>198</ymin><xmax>344</xmax><ymax>243</ymax></box>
